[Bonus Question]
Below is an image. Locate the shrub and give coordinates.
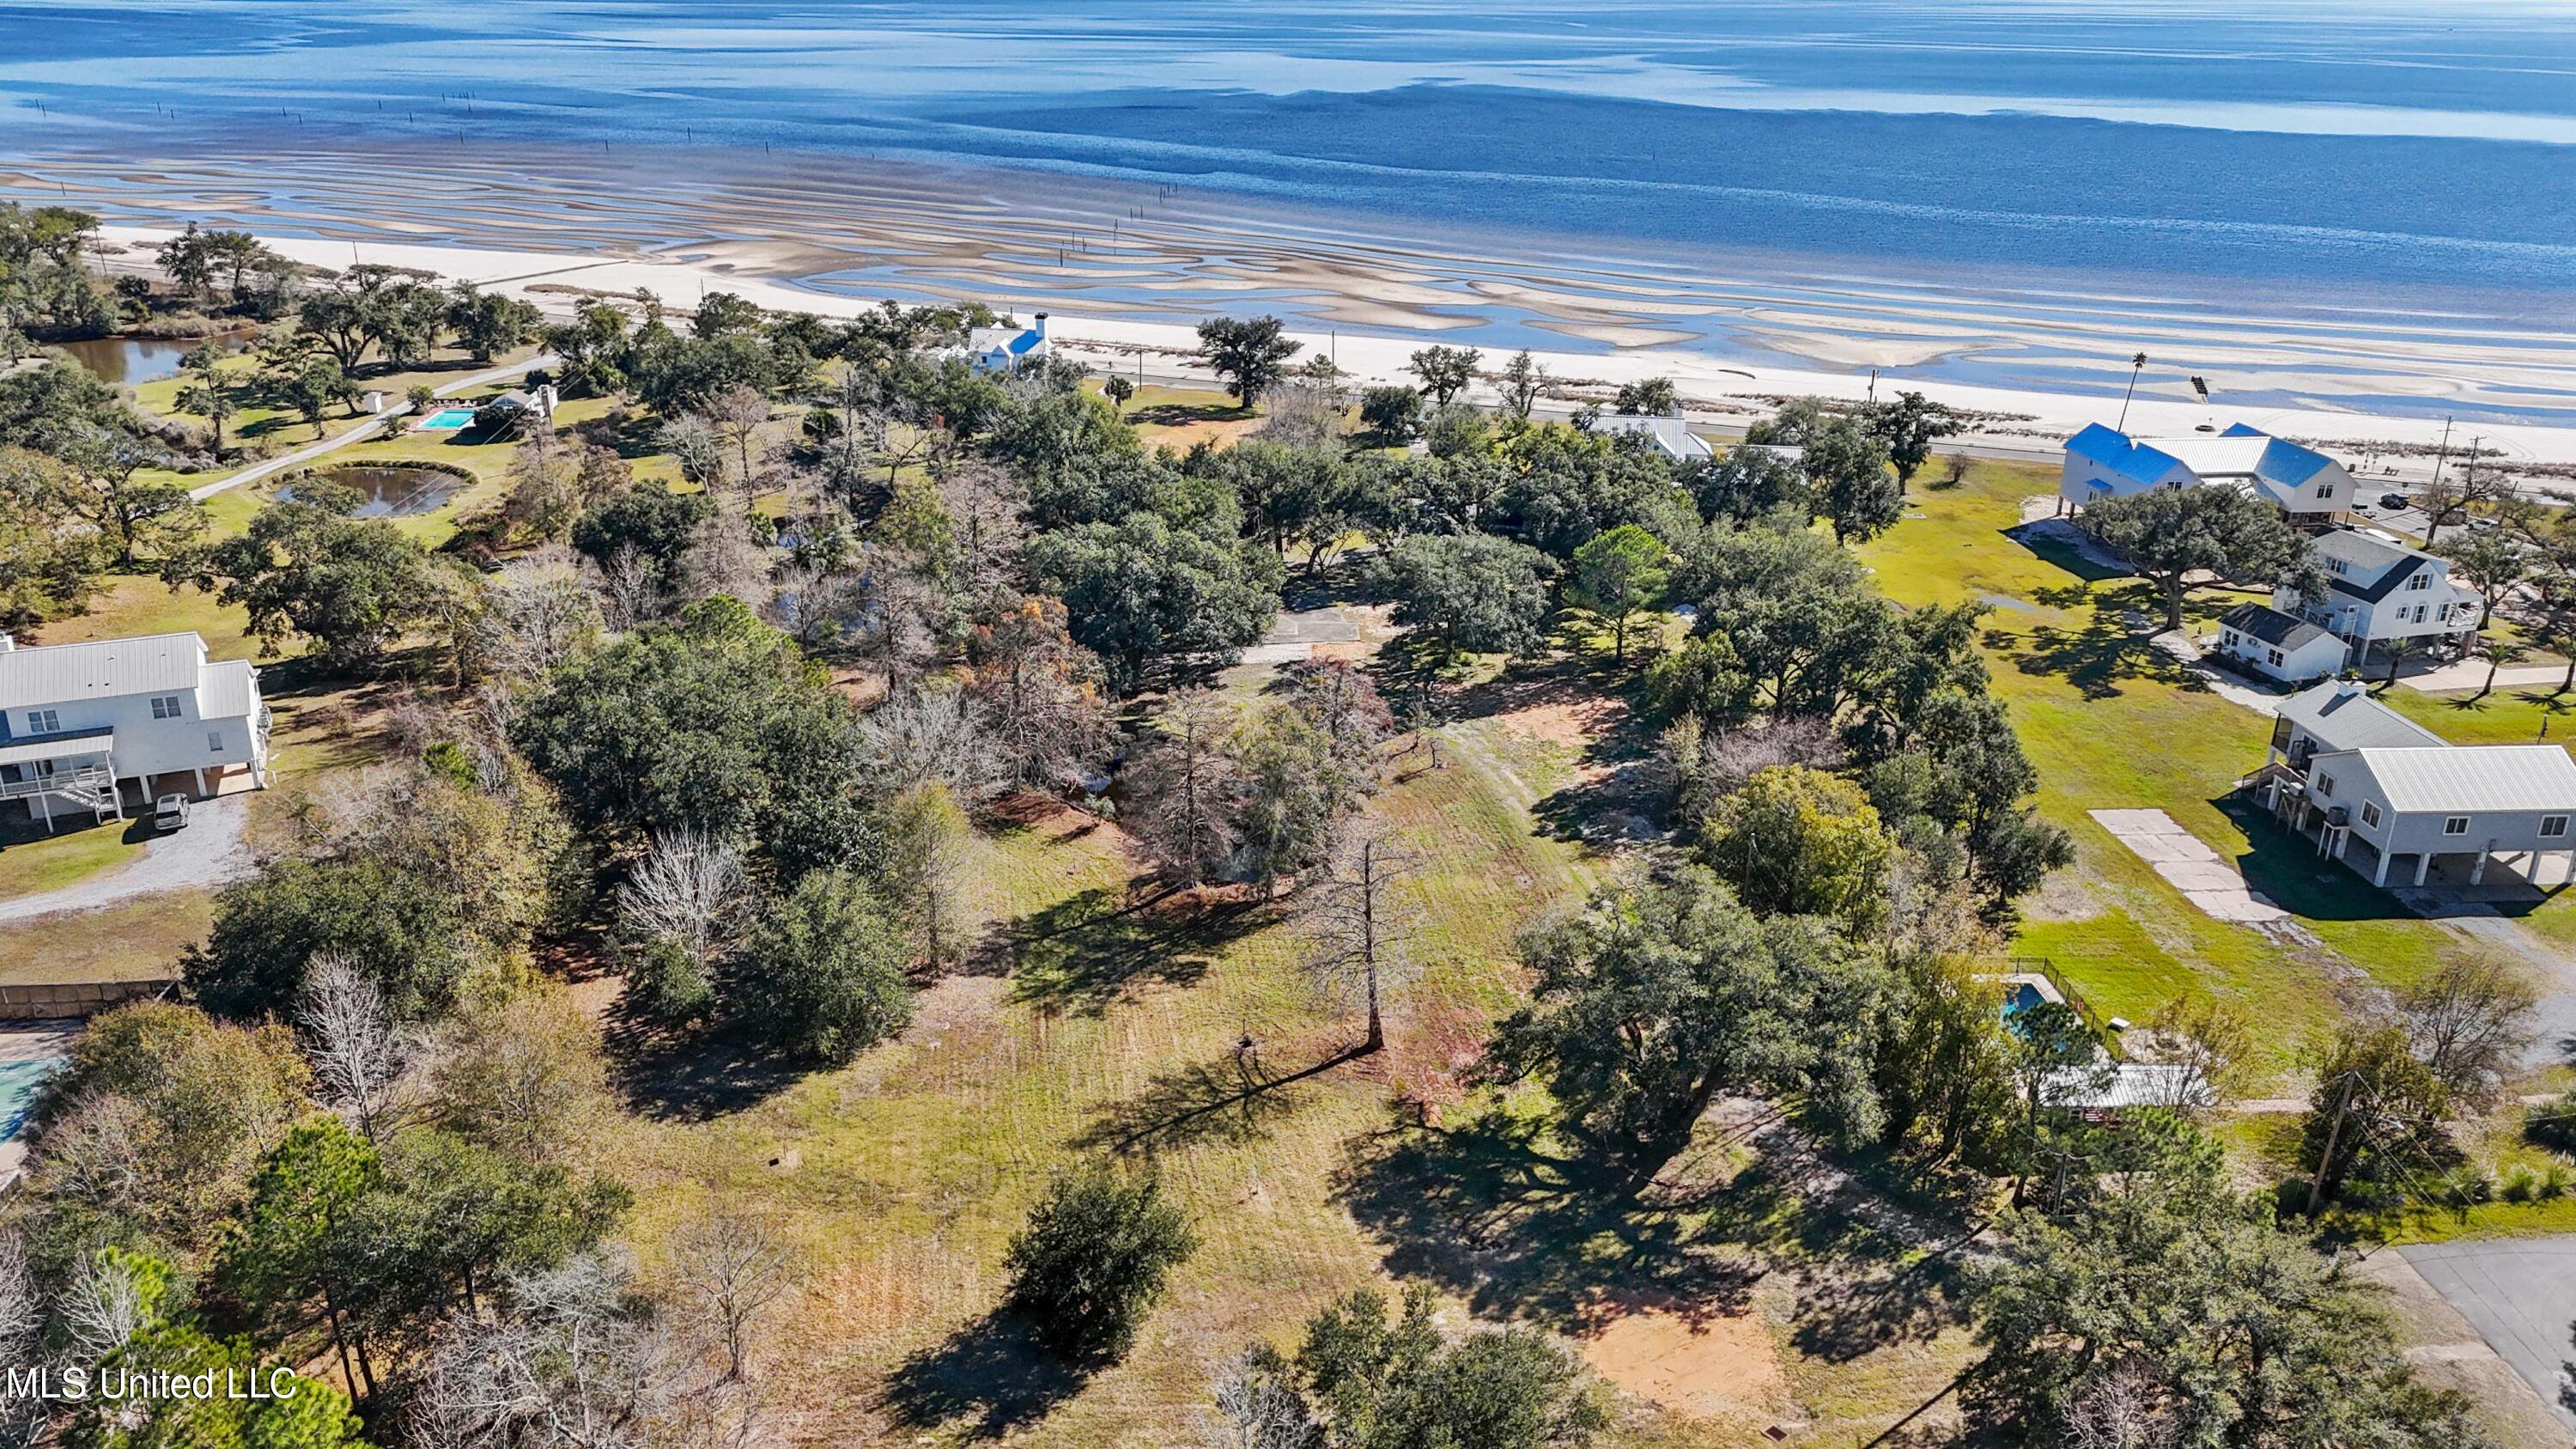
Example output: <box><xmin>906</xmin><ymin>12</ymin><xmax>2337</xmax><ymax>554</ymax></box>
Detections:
<box><xmin>1003</xmin><ymin>1166</ymin><xmax>1198</xmax><ymax>1361</ymax></box>
<box><xmin>743</xmin><ymin>868</ymin><xmax>911</xmax><ymax>1063</ymax></box>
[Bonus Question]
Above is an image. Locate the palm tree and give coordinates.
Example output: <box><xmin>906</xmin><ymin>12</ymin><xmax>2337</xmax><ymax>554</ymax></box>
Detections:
<box><xmin>2476</xmin><ymin>638</ymin><xmax>2529</xmax><ymax>700</ymax></box>
<box><xmin>2378</xmin><ymin>636</ymin><xmax>2422</xmax><ymax>689</ymax></box>
<box><xmin>2116</xmin><ymin>351</ymin><xmax>2149</xmax><ymax>431</ymax></box>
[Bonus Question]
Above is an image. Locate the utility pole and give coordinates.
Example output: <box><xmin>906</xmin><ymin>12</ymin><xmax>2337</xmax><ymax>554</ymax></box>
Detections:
<box><xmin>2307</xmin><ymin>1070</ymin><xmax>2356</xmax><ymax>1215</ymax></box>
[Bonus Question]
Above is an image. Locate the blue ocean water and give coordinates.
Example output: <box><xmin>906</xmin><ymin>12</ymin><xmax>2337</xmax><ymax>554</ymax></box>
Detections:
<box><xmin>6</xmin><ymin>1</ymin><xmax>2576</xmax><ymax>415</ymax></box>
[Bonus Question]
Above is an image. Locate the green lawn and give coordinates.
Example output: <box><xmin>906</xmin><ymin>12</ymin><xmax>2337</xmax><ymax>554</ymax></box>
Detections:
<box><xmin>0</xmin><ymin>817</ymin><xmax>152</xmax><ymax>905</ymax></box>
<box><xmin>1856</xmin><ymin>466</ymin><xmax>2550</xmax><ymax>1078</ymax></box>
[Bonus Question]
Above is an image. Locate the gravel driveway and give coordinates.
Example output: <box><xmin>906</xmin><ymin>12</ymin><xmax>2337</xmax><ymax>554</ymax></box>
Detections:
<box><xmin>0</xmin><ymin>795</ymin><xmax>253</xmax><ymax>924</ymax></box>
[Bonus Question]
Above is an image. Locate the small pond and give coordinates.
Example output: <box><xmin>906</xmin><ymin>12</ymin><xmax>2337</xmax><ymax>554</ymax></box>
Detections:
<box><xmin>53</xmin><ymin>330</ymin><xmax>249</xmax><ymax>385</ymax></box>
<box><xmin>274</xmin><ymin>466</ymin><xmax>463</xmax><ymax>519</ymax></box>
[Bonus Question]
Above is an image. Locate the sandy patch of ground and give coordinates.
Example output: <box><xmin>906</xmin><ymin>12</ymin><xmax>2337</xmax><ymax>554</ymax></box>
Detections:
<box><xmin>1581</xmin><ymin>1295</ymin><xmax>1789</xmax><ymax>1427</ymax></box>
<box><xmin>1496</xmin><ymin>697</ymin><xmax>1617</xmax><ymax>752</ymax></box>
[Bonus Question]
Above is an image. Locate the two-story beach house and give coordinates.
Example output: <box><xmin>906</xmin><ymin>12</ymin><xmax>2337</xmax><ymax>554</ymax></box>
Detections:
<box><xmin>0</xmin><ymin>632</ymin><xmax>271</xmax><ymax>832</ymax></box>
<box><xmin>2245</xmin><ymin>679</ymin><xmax>2576</xmax><ymax>890</ymax></box>
<box><xmin>968</xmin><ymin>314</ymin><xmax>1050</xmax><ymax>374</ymax></box>
<box><xmin>2272</xmin><ymin>527</ymin><xmax>2481</xmax><ymax>669</ymax></box>
<box><xmin>2059</xmin><ymin>422</ymin><xmax>2352</xmax><ymax>524</ymax></box>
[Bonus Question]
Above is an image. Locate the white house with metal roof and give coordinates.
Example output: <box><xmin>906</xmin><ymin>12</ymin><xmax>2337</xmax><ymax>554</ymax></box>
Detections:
<box><xmin>2273</xmin><ymin>527</ymin><xmax>2480</xmax><ymax>666</ymax></box>
<box><xmin>967</xmin><ymin>313</ymin><xmax>1050</xmax><ymax>374</ymax></box>
<box><xmin>2246</xmin><ymin>679</ymin><xmax>2576</xmax><ymax>890</ymax></box>
<box><xmin>2060</xmin><ymin>422</ymin><xmax>2352</xmax><ymax>523</ymax></box>
<box><xmin>1589</xmin><ymin>414</ymin><xmax>1715</xmax><ymax>461</ymax></box>
<box><xmin>0</xmin><ymin>632</ymin><xmax>270</xmax><ymax>833</ymax></box>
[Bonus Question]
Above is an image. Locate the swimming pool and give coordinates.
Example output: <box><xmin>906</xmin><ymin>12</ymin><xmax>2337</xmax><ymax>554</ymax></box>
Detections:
<box><xmin>0</xmin><ymin>1056</ymin><xmax>66</xmax><ymax>1144</ymax></box>
<box><xmin>418</xmin><ymin>406</ymin><xmax>477</xmax><ymax>429</ymax></box>
<box><xmin>2002</xmin><ymin>982</ymin><xmax>2046</xmax><ymax>1018</ymax></box>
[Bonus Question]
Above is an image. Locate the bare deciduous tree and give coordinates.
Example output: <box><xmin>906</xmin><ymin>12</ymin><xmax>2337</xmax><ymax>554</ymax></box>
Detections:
<box><xmin>410</xmin><ymin>1250</ymin><xmax>688</xmax><ymax>1449</ymax></box>
<box><xmin>683</xmin><ymin>508</ymin><xmax>775</xmax><ymax>610</ymax></box>
<box><xmin>617</xmin><ymin>830</ymin><xmax>750</xmax><ymax>983</ymax></box>
<box><xmin>666</xmin><ymin>1206</ymin><xmax>793</xmax><ymax>1383</ymax></box>
<box><xmin>2064</xmin><ymin>1358</ymin><xmax>2179</xmax><ymax>1449</ymax></box>
<box><xmin>933</xmin><ymin>457</ymin><xmax>1028</xmax><ymax>599</ymax></box>
<box><xmin>1125</xmin><ymin>691</ymin><xmax>1246</xmax><ymax>890</ymax></box>
<box><xmin>298</xmin><ymin>951</ymin><xmax>410</xmax><ymax>1141</ymax></box>
<box><xmin>854</xmin><ymin>687</ymin><xmax>1002</xmax><ymax>803</ymax></box>
<box><xmin>0</xmin><ymin>1230</ymin><xmax>38</xmax><ymax>1363</ymax></box>
<box><xmin>477</xmin><ymin>547</ymin><xmax>603</xmax><ymax>679</ymax></box>
<box><xmin>592</xmin><ymin>544</ymin><xmax>662</xmax><ymax>631</ymax></box>
<box><xmin>61</xmin><ymin>1250</ymin><xmax>155</xmax><ymax>1365</ymax></box>
<box><xmin>2403</xmin><ymin>951</ymin><xmax>2538</xmax><ymax>1109</ymax></box>
<box><xmin>1208</xmin><ymin>1345</ymin><xmax>1322</xmax><ymax>1449</ymax></box>
<box><xmin>1297</xmin><ymin>824</ymin><xmax>1418</xmax><ymax>1054</ymax></box>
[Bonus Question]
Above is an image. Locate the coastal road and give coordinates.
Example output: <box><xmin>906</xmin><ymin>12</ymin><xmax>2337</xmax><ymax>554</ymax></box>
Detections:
<box><xmin>187</xmin><ymin>353</ymin><xmax>558</xmax><ymax>502</ymax></box>
<box><xmin>2399</xmin><ymin>1239</ymin><xmax>2576</xmax><ymax>1434</ymax></box>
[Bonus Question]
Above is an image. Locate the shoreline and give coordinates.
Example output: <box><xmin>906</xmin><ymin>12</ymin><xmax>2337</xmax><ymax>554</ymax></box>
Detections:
<box><xmin>12</xmin><ymin>131</ymin><xmax>2576</xmax><ymax>449</ymax></box>
<box><xmin>82</xmin><ymin>222</ymin><xmax>2576</xmax><ymax>478</ymax></box>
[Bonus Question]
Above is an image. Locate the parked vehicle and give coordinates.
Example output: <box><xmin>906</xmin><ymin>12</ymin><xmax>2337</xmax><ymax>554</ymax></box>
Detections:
<box><xmin>2379</xmin><ymin>491</ymin><xmax>2410</xmax><ymax>510</ymax></box>
<box><xmin>153</xmin><ymin>794</ymin><xmax>189</xmax><ymax>831</ymax></box>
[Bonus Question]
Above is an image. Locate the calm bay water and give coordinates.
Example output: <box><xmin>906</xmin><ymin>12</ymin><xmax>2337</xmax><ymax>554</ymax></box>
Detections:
<box><xmin>7</xmin><ymin>1</ymin><xmax>2576</xmax><ymax>417</ymax></box>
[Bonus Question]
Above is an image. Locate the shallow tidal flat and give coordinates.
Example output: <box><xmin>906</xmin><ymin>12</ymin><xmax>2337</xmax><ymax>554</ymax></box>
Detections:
<box><xmin>13</xmin><ymin>136</ymin><xmax>2576</xmax><ymax>423</ymax></box>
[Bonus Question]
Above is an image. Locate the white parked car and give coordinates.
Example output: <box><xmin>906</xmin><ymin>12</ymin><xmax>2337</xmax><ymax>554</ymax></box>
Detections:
<box><xmin>153</xmin><ymin>794</ymin><xmax>190</xmax><ymax>831</ymax></box>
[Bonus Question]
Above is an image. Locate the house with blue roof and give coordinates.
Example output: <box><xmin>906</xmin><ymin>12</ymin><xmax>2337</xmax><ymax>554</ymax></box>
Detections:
<box><xmin>2058</xmin><ymin>422</ymin><xmax>2351</xmax><ymax>523</ymax></box>
<box><xmin>968</xmin><ymin>313</ymin><xmax>1051</xmax><ymax>374</ymax></box>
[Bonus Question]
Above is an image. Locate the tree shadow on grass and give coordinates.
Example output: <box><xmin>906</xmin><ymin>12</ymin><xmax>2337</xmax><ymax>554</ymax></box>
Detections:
<box><xmin>1334</xmin><ymin>1108</ymin><xmax>1764</xmax><ymax>1336</ymax></box>
<box><xmin>880</xmin><ymin>1310</ymin><xmax>1091</xmax><ymax>1441</ymax></box>
<box><xmin>1001</xmin><ymin>886</ymin><xmax>1269</xmax><ymax>1018</ymax></box>
<box><xmin>1993</xmin><ymin>606</ymin><xmax>2194</xmax><ymax>702</ymax></box>
<box><xmin>1073</xmin><ymin>1041</ymin><xmax>1365</xmax><ymax>1157</ymax></box>
<box><xmin>600</xmin><ymin>1007</ymin><xmax>807</xmax><ymax>1123</ymax></box>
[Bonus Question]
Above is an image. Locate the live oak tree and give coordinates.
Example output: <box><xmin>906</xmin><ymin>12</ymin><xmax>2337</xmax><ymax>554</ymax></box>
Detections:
<box><xmin>173</xmin><ymin>341</ymin><xmax>240</xmax><ymax>457</ymax></box>
<box><xmin>1406</xmin><ymin>344</ymin><xmax>1481</xmax><ymax>407</ymax></box>
<box><xmin>1497</xmin><ymin>348</ymin><xmax>1546</xmax><ymax>419</ymax></box>
<box><xmin>1970</xmin><ymin>1123</ymin><xmax>2494</xmax><ymax>1447</ymax></box>
<box><xmin>1863</xmin><ymin>389</ymin><xmax>1961</xmax><ymax>488</ymax></box>
<box><xmin>1218</xmin><ymin>1283</ymin><xmax>1609</xmax><ymax>1449</ymax></box>
<box><xmin>1022</xmin><ymin>508</ymin><xmax>1281</xmax><ymax>691</ymax></box>
<box><xmin>1802</xmin><ymin>415</ymin><xmax>1901</xmax><ymax>544</ymax></box>
<box><xmin>1481</xmin><ymin>865</ymin><xmax>1883</xmax><ymax>1175</ymax></box>
<box><xmin>1373</xmin><ymin>532</ymin><xmax>1553</xmax><ymax>660</ymax></box>
<box><xmin>172</xmin><ymin>488</ymin><xmax>451</xmax><ymax>665</ymax></box>
<box><xmin>1196</xmin><ymin>314</ymin><xmax>1303</xmax><ymax>407</ymax></box>
<box><xmin>2075</xmin><ymin>484</ymin><xmax>2311</xmax><ymax>632</ymax></box>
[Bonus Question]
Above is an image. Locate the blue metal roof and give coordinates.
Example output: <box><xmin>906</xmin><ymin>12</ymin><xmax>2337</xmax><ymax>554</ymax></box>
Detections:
<box><xmin>2065</xmin><ymin>423</ymin><xmax>2183</xmax><ymax>486</ymax></box>
<box><xmin>2257</xmin><ymin>437</ymin><xmax>2333</xmax><ymax>487</ymax></box>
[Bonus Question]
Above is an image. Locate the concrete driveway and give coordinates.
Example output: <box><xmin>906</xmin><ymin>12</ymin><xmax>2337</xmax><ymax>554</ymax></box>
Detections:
<box><xmin>0</xmin><ymin>795</ymin><xmax>252</xmax><ymax>924</ymax></box>
<box><xmin>2400</xmin><ymin>1238</ymin><xmax>2576</xmax><ymax>1434</ymax></box>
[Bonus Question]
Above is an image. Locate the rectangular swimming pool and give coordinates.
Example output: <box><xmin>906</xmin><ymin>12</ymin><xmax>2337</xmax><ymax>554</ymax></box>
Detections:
<box><xmin>418</xmin><ymin>406</ymin><xmax>477</xmax><ymax>429</ymax></box>
<box><xmin>0</xmin><ymin>1056</ymin><xmax>66</xmax><ymax>1143</ymax></box>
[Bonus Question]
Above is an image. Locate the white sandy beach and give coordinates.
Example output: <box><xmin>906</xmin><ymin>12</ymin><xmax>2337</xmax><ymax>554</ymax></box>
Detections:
<box><xmin>89</xmin><ymin>223</ymin><xmax>2576</xmax><ymax>479</ymax></box>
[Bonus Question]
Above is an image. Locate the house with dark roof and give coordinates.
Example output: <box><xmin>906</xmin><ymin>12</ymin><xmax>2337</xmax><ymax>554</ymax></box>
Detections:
<box><xmin>2272</xmin><ymin>527</ymin><xmax>2479</xmax><ymax>667</ymax></box>
<box><xmin>0</xmin><ymin>631</ymin><xmax>270</xmax><ymax>833</ymax></box>
<box><xmin>968</xmin><ymin>313</ymin><xmax>1050</xmax><ymax>374</ymax></box>
<box><xmin>2059</xmin><ymin>422</ymin><xmax>2351</xmax><ymax>523</ymax></box>
<box><xmin>2215</xmin><ymin>603</ymin><xmax>2344</xmax><ymax>684</ymax></box>
<box><xmin>2245</xmin><ymin>680</ymin><xmax>2576</xmax><ymax>890</ymax></box>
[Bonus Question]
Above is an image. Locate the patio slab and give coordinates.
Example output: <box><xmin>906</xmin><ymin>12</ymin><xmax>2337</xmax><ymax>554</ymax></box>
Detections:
<box><xmin>2090</xmin><ymin>807</ymin><xmax>2288</xmax><ymax>924</ymax></box>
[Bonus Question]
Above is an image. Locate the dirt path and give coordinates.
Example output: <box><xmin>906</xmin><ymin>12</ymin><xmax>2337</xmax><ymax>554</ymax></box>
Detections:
<box><xmin>0</xmin><ymin>796</ymin><xmax>252</xmax><ymax>923</ymax></box>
